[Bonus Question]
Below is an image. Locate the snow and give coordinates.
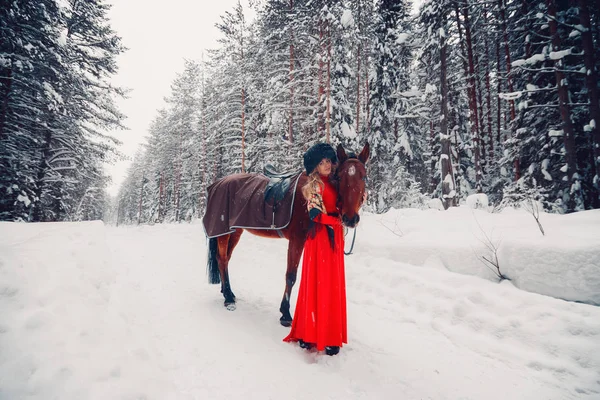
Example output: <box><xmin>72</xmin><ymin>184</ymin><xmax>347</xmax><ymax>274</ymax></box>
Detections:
<box><xmin>42</xmin><ymin>82</ymin><xmax>64</xmax><ymax>105</ymax></box>
<box><xmin>340</xmin><ymin>121</ymin><xmax>356</xmax><ymax>139</ymax></box>
<box><xmin>1</xmin><ymin>210</ymin><xmax>600</xmax><ymax>399</ymax></box>
<box><xmin>542</xmin><ymin>159</ymin><xmax>550</xmax><ymax>170</ymax></box>
<box><xmin>526</xmin><ymin>84</ymin><xmax>538</xmax><ymax>91</ymax></box>
<box><xmin>370</xmin><ymin>207</ymin><xmax>600</xmax><ymax>305</ymax></box>
<box><xmin>513</xmin><ymin>53</ymin><xmax>546</xmax><ymax>67</ymax></box>
<box><xmin>396</xmin><ymin>33</ymin><xmax>410</xmax><ymax>44</ymax></box>
<box><xmin>443</xmin><ymin>173</ymin><xmax>454</xmax><ymax>185</ymax></box>
<box><xmin>16</xmin><ymin>194</ymin><xmax>31</xmax><ymax>207</ymax></box>
<box><xmin>340</xmin><ymin>9</ymin><xmax>354</xmax><ymax>28</ymax></box>
<box><xmin>498</xmin><ymin>91</ymin><xmax>522</xmax><ymax>101</ymax></box>
<box><xmin>466</xmin><ymin>193</ymin><xmax>489</xmax><ymax>210</ymax></box>
<box><xmin>549</xmin><ymin>129</ymin><xmax>564</xmax><ymax>137</ymax></box>
<box><xmin>398</xmin><ymin>87</ymin><xmax>421</xmax><ymax>98</ymax></box>
<box><xmin>424</xmin><ymin>83</ymin><xmax>436</xmax><ymax>94</ymax></box>
<box><xmin>427</xmin><ymin>198</ymin><xmax>444</xmax><ymax>210</ymax></box>
<box><xmin>395</xmin><ymin>133</ymin><xmax>413</xmax><ymax>158</ymax></box>
<box><xmin>58</xmin><ymin>29</ymin><xmax>68</xmax><ymax>46</ymax></box>
<box><xmin>549</xmin><ymin>49</ymin><xmax>571</xmax><ymax>60</ymax></box>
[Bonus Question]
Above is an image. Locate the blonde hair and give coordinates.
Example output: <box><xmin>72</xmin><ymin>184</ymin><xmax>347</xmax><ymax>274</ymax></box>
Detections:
<box><xmin>302</xmin><ymin>170</ymin><xmax>324</xmax><ymax>202</ymax></box>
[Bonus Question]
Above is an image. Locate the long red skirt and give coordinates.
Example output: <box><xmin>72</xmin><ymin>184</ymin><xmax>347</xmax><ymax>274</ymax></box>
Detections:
<box><xmin>283</xmin><ymin>224</ymin><xmax>347</xmax><ymax>351</ymax></box>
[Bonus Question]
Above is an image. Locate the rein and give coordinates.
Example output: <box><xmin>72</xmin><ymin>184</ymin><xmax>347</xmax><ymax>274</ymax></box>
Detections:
<box><xmin>344</xmin><ymin>226</ymin><xmax>357</xmax><ymax>255</ymax></box>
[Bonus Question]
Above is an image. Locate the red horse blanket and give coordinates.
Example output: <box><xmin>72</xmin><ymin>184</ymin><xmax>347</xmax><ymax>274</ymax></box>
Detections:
<box><xmin>203</xmin><ymin>173</ymin><xmax>302</xmax><ymax>238</ymax></box>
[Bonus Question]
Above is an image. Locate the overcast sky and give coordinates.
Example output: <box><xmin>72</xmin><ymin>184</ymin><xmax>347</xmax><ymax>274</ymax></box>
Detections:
<box><xmin>104</xmin><ymin>0</ymin><xmax>251</xmax><ymax>195</ymax></box>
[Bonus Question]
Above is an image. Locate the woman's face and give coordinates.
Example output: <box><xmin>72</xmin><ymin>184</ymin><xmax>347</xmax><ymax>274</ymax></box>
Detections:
<box><xmin>316</xmin><ymin>158</ymin><xmax>332</xmax><ymax>176</ymax></box>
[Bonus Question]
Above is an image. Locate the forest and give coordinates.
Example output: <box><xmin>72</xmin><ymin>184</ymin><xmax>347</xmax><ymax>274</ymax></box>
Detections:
<box><xmin>0</xmin><ymin>0</ymin><xmax>124</xmax><ymax>221</ymax></box>
<box><xmin>2</xmin><ymin>0</ymin><xmax>599</xmax><ymax>223</ymax></box>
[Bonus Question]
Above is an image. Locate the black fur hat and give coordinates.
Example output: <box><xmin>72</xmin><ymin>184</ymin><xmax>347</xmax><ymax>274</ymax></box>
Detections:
<box><xmin>303</xmin><ymin>142</ymin><xmax>337</xmax><ymax>174</ymax></box>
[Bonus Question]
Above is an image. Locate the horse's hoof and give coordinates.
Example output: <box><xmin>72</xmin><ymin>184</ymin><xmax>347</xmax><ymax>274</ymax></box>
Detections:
<box><xmin>280</xmin><ymin>319</ymin><xmax>292</xmax><ymax>327</ymax></box>
<box><xmin>225</xmin><ymin>302</ymin><xmax>236</xmax><ymax>311</ymax></box>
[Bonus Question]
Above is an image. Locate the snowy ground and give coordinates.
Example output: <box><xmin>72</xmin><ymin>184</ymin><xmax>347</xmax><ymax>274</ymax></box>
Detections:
<box><xmin>1</xmin><ymin>208</ymin><xmax>599</xmax><ymax>400</ymax></box>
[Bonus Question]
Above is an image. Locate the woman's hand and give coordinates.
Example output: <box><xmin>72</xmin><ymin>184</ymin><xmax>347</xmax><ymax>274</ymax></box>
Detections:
<box><xmin>317</xmin><ymin>214</ymin><xmax>342</xmax><ymax>226</ymax></box>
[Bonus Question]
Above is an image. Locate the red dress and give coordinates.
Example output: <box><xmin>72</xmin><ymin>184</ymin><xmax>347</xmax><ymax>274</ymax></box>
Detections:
<box><xmin>283</xmin><ymin>175</ymin><xmax>347</xmax><ymax>351</ymax></box>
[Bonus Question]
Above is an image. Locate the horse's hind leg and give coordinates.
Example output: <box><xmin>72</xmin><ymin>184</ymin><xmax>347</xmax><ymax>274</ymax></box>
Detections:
<box><xmin>217</xmin><ymin>230</ymin><xmax>243</xmax><ymax>310</ymax></box>
<box><xmin>280</xmin><ymin>236</ymin><xmax>305</xmax><ymax>326</ymax></box>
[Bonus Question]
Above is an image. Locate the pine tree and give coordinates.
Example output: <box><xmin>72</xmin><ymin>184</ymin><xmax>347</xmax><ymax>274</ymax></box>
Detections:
<box><xmin>368</xmin><ymin>0</ymin><xmax>413</xmax><ymax>212</ymax></box>
<box><xmin>0</xmin><ymin>0</ymin><xmax>124</xmax><ymax>221</ymax></box>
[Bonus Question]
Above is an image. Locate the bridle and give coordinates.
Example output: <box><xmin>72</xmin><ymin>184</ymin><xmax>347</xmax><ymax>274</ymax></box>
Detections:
<box><xmin>334</xmin><ymin>155</ymin><xmax>367</xmax><ymax>256</ymax></box>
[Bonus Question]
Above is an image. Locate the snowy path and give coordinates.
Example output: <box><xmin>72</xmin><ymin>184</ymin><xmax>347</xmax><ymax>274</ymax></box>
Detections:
<box><xmin>105</xmin><ymin>224</ymin><xmax>599</xmax><ymax>400</ymax></box>
<box><xmin>1</xmin><ymin>220</ymin><xmax>599</xmax><ymax>399</ymax></box>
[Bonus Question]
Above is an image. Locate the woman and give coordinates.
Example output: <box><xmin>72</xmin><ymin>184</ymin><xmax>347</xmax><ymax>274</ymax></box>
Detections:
<box><xmin>283</xmin><ymin>142</ymin><xmax>347</xmax><ymax>356</ymax></box>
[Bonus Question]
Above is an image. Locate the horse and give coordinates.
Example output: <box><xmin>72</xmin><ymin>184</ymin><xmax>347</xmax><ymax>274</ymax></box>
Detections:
<box><xmin>205</xmin><ymin>142</ymin><xmax>370</xmax><ymax>326</ymax></box>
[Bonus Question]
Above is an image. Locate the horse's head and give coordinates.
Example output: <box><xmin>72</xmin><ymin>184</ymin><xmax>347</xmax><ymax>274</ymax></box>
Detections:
<box><xmin>335</xmin><ymin>142</ymin><xmax>369</xmax><ymax>228</ymax></box>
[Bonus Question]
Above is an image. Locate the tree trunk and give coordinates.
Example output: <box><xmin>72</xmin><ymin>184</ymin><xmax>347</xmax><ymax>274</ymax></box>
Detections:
<box><xmin>241</xmin><ymin>32</ymin><xmax>246</xmax><ymax>173</ymax></box>
<box><xmin>33</xmin><ymin>129</ymin><xmax>53</xmax><ymax>222</ymax></box>
<box><xmin>499</xmin><ymin>0</ymin><xmax>519</xmax><ymax>180</ymax></box>
<box><xmin>483</xmin><ymin>3</ymin><xmax>494</xmax><ymax>165</ymax></box>
<box><xmin>159</xmin><ymin>171</ymin><xmax>164</xmax><ymax>222</ymax></box>
<box><xmin>496</xmin><ymin>33</ymin><xmax>502</xmax><ymax>146</ymax></box>
<box><xmin>365</xmin><ymin>62</ymin><xmax>370</xmax><ymax>135</ymax></box>
<box><xmin>326</xmin><ymin>19</ymin><xmax>331</xmax><ymax>143</ymax></box>
<box><xmin>318</xmin><ymin>19</ymin><xmax>325</xmax><ymax>135</ymax></box>
<box><xmin>138</xmin><ymin>174</ymin><xmax>145</xmax><ymax>225</ymax></box>
<box><xmin>523</xmin><ymin>0</ymin><xmax>532</xmax><ymax>59</ymax></box>
<box><xmin>289</xmin><ymin>0</ymin><xmax>295</xmax><ymax>144</ymax></box>
<box><xmin>174</xmin><ymin>130</ymin><xmax>182</xmax><ymax>221</ymax></box>
<box><xmin>199</xmin><ymin>75</ymin><xmax>207</xmax><ymax>217</ymax></box>
<box><xmin>0</xmin><ymin>64</ymin><xmax>12</xmax><ymax>142</ymax></box>
<box><xmin>547</xmin><ymin>0</ymin><xmax>577</xmax><ymax>202</ymax></box>
<box><xmin>579</xmin><ymin>0</ymin><xmax>600</xmax><ymax>206</ymax></box>
<box><xmin>440</xmin><ymin>19</ymin><xmax>455</xmax><ymax>210</ymax></box>
<box><xmin>241</xmin><ymin>85</ymin><xmax>246</xmax><ymax>172</ymax></box>
<box><xmin>462</xmin><ymin>2</ymin><xmax>483</xmax><ymax>191</ymax></box>
<box><xmin>429</xmin><ymin>119</ymin><xmax>437</xmax><ymax>194</ymax></box>
<box><xmin>356</xmin><ymin>42</ymin><xmax>361</xmax><ymax>135</ymax></box>
<box><xmin>453</xmin><ymin>1</ymin><xmax>469</xmax><ymax>74</ymax></box>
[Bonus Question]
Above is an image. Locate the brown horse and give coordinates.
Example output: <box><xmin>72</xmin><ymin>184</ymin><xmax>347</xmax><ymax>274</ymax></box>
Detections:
<box><xmin>206</xmin><ymin>142</ymin><xmax>370</xmax><ymax>326</ymax></box>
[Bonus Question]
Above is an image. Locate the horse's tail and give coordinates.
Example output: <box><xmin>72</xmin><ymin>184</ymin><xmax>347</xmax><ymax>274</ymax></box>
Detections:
<box><xmin>207</xmin><ymin>237</ymin><xmax>221</xmax><ymax>284</ymax></box>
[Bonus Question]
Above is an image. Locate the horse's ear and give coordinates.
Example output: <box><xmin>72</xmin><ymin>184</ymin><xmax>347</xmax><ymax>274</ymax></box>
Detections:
<box><xmin>336</xmin><ymin>144</ymin><xmax>348</xmax><ymax>164</ymax></box>
<box><xmin>358</xmin><ymin>141</ymin><xmax>370</xmax><ymax>164</ymax></box>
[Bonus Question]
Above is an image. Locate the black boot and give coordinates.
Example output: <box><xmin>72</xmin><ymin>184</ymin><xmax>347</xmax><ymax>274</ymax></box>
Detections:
<box><xmin>325</xmin><ymin>346</ymin><xmax>340</xmax><ymax>356</ymax></box>
<box><xmin>299</xmin><ymin>340</ymin><xmax>314</xmax><ymax>350</ymax></box>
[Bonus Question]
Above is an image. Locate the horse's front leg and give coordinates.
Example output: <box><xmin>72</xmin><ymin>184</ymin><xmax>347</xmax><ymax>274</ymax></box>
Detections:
<box><xmin>280</xmin><ymin>236</ymin><xmax>305</xmax><ymax>326</ymax></box>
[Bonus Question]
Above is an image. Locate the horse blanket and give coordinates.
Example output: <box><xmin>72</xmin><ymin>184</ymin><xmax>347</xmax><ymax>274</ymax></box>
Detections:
<box><xmin>203</xmin><ymin>173</ymin><xmax>302</xmax><ymax>238</ymax></box>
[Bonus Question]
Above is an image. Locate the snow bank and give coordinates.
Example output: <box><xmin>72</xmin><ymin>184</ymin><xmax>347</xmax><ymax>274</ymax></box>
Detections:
<box><xmin>357</xmin><ymin>207</ymin><xmax>600</xmax><ymax>305</ymax></box>
<box><xmin>466</xmin><ymin>193</ymin><xmax>489</xmax><ymax>210</ymax></box>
